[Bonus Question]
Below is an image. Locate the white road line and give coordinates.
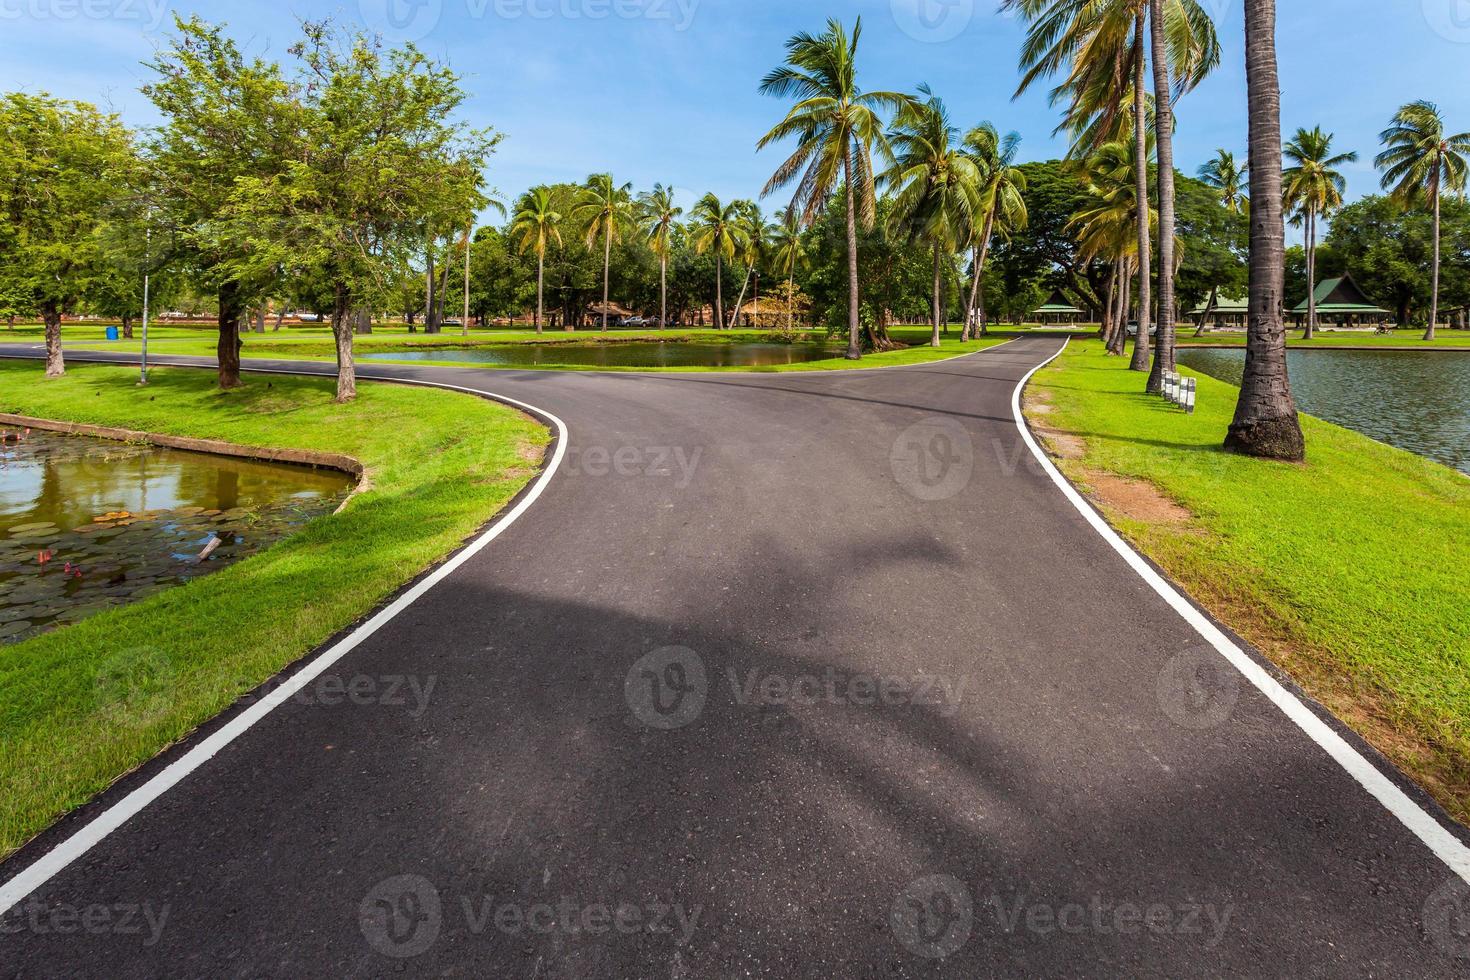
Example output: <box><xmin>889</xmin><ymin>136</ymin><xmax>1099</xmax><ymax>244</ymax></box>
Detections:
<box><xmin>1013</xmin><ymin>339</ymin><xmax>1470</xmax><ymax>885</ymax></box>
<box><xmin>0</xmin><ymin>373</ymin><xmax>570</xmax><ymax>916</ymax></box>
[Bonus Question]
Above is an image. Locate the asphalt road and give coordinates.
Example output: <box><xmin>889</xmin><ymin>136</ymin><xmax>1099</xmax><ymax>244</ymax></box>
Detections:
<box><xmin>1</xmin><ymin>337</ymin><xmax>1467</xmax><ymax>977</ymax></box>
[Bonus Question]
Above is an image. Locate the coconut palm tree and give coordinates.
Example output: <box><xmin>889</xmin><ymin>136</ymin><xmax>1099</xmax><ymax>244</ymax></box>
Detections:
<box><xmin>1198</xmin><ymin>149</ymin><xmax>1248</xmax><ymax>212</ymax></box>
<box><xmin>572</xmin><ymin>173</ymin><xmax>635</xmax><ymax>333</ymax></box>
<box><xmin>638</xmin><ymin>183</ymin><xmax>682</xmax><ymax>329</ymax></box>
<box><xmin>962</xmin><ymin>123</ymin><xmax>1028</xmax><ymax>339</ymax></box>
<box><xmin>1283</xmin><ymin>128</ymin><xmax>1357</xmax><ymax>339</ymax></box>
<box><xmin>510</xmin><ymin>188</ymin><xmax>562</xmax><ymax>335</ymax></box>
<box><xmin>1375</xmin><ymin>101</ymin><xmax>1470</xmax><ymax>340</ymax></box>
<box><xmin>757</xmin><ymin>17</ymin><xmax>910</xmax><ymax>360</ymax></box>
<box><xmin>883</xmin><ymin>85</ymin><xmax>984</xmax><ymax>348</ymax></box>
<box><xmin>1071</xmin><ymin>138</ymin><xmax>1159</xmax><ymax>353</ymax></box>
<box><xmin>771</xmin><ymin>207</ymin><xmax>806</xmax><ymax>333</ymax></box>
<box><xmin>728</xmin><ymin>202</ymin><xmax>771</xmax><ymax>328</ymax></box>
<box><xmin>1225</xmin><ymin>0</ymin><xmax>1304</xmax><ymax>461</ymax></box>
<box><xmin>689</xmin><ymin>193</ymin><xmax>749</xmax><ymax>330</ymax></box>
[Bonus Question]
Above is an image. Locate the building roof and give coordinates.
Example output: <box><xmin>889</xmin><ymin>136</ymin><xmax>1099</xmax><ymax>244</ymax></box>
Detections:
<box><xmin>1033</xmin><ymin>289</ymin><xmax>1084</xmax><ymax>314</ymax></box>
<box><xmin>1291</xmin><ymin>274</ymin><xmax>1388</xmax><ymax>314</ymax></box>
<box><xmin>1188</xmin><ymin>291</ymin><xmax>1249</xmax><ymax>315</ymax></box>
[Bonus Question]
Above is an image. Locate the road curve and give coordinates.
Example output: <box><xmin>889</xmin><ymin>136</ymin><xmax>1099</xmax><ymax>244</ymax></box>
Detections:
<box><xmin>1</xmin><ymin>337</ymin><xmax>1467</xmax><ymax>977</ymax></box>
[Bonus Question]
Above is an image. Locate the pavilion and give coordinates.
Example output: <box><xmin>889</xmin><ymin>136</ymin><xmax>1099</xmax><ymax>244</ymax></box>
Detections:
<box><xmin>1032</xmin><ymin>290</ymin><xmax>1085</xmax><ymax>326</ymax></box>
<box><xmin>1291</xmin><ymin>274</ymin><xmax>1391</xmax><ymax>328</ymax></box>
<box><xmin>1188</xmin><ymin>291</ymin><xmax>1249</xmax><ymax>330</ymax></box>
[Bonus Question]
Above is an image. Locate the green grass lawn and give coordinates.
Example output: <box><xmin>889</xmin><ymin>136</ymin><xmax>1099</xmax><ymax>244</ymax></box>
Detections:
<box><xmin>0</xmin><ymin>361</ymin><xmax>548</xmax><ymax>859</ymax></box>
<box><xmin>1178</xmin><ymin>330</ymin><xmax>1470</xmax><ymax>350</ymax></box>
<box><xmin>1026</xmin><ymin>339</ymin><xmax>1470</xmax><ymax>823</ymax></box>
<box><xmin>3</xmin><ymin>322</ymin><xmax>1044</xmax><ymax>372</ymax></box>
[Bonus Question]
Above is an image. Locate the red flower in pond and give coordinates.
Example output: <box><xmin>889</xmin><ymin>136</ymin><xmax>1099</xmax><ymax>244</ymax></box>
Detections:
<box><xmin>37</xmin><ymin>550</ymin><xmax>52</xmax><ymax>565</ymax></box>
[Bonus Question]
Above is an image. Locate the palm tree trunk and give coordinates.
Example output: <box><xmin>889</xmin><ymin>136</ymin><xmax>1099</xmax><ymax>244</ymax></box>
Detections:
<box><xmin>331</xmin><ymin>283</ymin><xmax>357</xmax><ymax>404</ymax></box>
<box><xmin>1109</xmin><ymin>261</ymin><xmax>1132</xmax><ymax>356</ymax></box>
<box><xmin>660</xmin><ymin>254</ymin><xmax>668</xmax><ymax>330</ymax></box>
<box><xmin>1303</xmin><ymin>206</ymin><xmax>1317</xmax><ymax>340</ymax></box>
<box><xmin>843</xmin><ymin>151</ymin><xmax>862</xmax><ymax>360</ymax></box>
<box><xmin>787</xmin><ymin>273</ymin><xmax>795</xmax><ymax>333</ymax></box>
<box><xmin>730</xmin><ymin>267</ymin><xmax>753</xmax><ymax>329</ymax></box>
<box><xmin>715</xmin><ymin>255</ymin><xmax>724</xmax><ymax>331</ymax></box>
<box><xmin>1128</xmin><ymin>14</ymin><xmax>1153</xmax><ymax>373</ymax></box>
<box><xmin>1427</xmin><ymin>182</ymin><xmax>1441</xmax><ymax>341</ymax></box>
<box><xmin>1146</xmin><ymin>0</ymin><xmax>1177</xmax><ymax>393</ymax></box>
<box><xmin>1225</xmin><ymin>0</ymin><xmax>1305</xmax><ymax>461</ymax></box>
<box><xmin>601</xmin><ymin>229</ymin><xmax>612</xmax><ymax>333</ymax></box>
<box><xmin>42</xmin><ymin>302</ymin><xmax>64</xmax><ymax>377</ymax></box>
<box><xmin>1101</xmin><ymin>261</ymin><xmax>1119</xmax><ymax>345</ymax></box>
<box><xmin>535</xmin><ymin>252</ymin><xmax>545</xmax><ymax>335</ymax></box>
<box><xmin>931</xmin><ymin>244</ymin><xmax>943</xmax><ymax>348</ymax></box>
<box><xmin>975</xmin><ymin>212</ymin><xmax>997</xmax><ymax>338</ymax></box>
<box><xmin>462</xmin><ymin>225</ymin><xmax>472</xmax><ymax>338</ymax></box>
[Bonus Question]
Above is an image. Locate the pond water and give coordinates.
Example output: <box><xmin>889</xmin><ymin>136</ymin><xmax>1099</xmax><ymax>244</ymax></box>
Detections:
<box><xmin>0</xmin><ymin>429</ymin><xmax>353</xmax><ymax>645</ymax></box>
<box><xmin>1178</xmin><ymin>348</ymin><xmax>1470</xmax><ymax>475</ymax></box>
<box><xmin>364</xmin><ymin>341</ymin><xmax>846</xmax><ymax>369</ymax></box>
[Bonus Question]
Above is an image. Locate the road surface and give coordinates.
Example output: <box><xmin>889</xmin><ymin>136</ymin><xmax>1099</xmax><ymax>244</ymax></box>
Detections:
<box><xmin>1</xmin><ymin>338</ymin><xmax>1467</xmax><ymax>976</ymax></box>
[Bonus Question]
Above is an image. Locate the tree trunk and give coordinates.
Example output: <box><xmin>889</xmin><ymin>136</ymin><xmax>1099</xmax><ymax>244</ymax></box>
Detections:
<box><xmin>930</xmin><ymin>243</ymin><xmax>943</xmax><ymax>348</ymax></box>
<box><xmin>660</xmin><ymin>254</ymin><xmax>668</xmax><ymax>330</ymax></box>
<box><xmin>787</xmin><ymin>273</ymin><xmax>795</xmax><ymax>333</ymax></box>
<box><xmin>355</xmin><ymin>309</ymin><xmax>373</xmax><ymax>335</ymax></box>
<box><xmin>536</xmin><ymin>252</ymin><xmax>545</xmax><ymax>335</ymax></box>
<box><xmin>963</xmin><ymin>244</ymin><xmax>981</xmax><ymax>341</ymax></box>
<box><xmin>1109</xmin><ymin>261</ymin><xmax>1132</xmax><ymax>356</ymax></box>
<box><xmin>843</xmin><ymin>151</ymin><xmax>862</xmax><ymax>360</ymax></box>
<box><xmin>462</xmin><ymin>226</ymin><xmax>472</xmax><ymax>338</ymax></box>
<box><xmin>273</xmin><ymin>309</ymin><xmax>285</xmax><ymax>331</ymax></box>
<box><xmin>1100</xmin><ymin>262</ymin><xmax>1119</xmax><ymax>345</ymax></box>
<box><xmin>254</xmin><ymin>307</ymin><xmax>267</xmax><ymax>334</ymax></box>
<box><xmin>1146</xmin><ymin>0</ymin><xmax>1177</xmax><ymax>393</ymax></box>
<box><xmin>216</xmin><ymin>281</ymin><xmax>244</xmax><ymax>389</ymax></box>
<box><xmin>1303</xmin><ymin>206</ymin><xmax>1317</xmax><ymax>339</ymax></box>
<box><xmin>1225</xmin><ymin>0</ymin><xmax>1305</xmax><ymax>461</ymax></box>
<box><xmin>601</xmin><ymin>230</ymin><xmax>612</xmax><ymax>333</ymax></box>
<box><xmin>975</xmin><ymin>216</ymin><xmax>995</xmax><ymax>337</ymax></box>
<box><xmin>425</xmin><ymin>237</ymin><xmax>440</xmax><ymax>335</ymax></box>
<box><xmin>331</xmin><ymin>285</ymin><xmax>356</xmax><ymax>403</ymax></box>
<box><xmin>121</xmin><ymin>314</ymin><xmax>134</xmax><ymax>340</ymax></box>
<box><xmin>1129</xmin><ymin>14</ymin><xmax>1153</xmax><ymax>373</ymax></box>
<box><xmin>1427</xmin><ymin>182</ymin><xmax>1441</xmax><ymax>341</ymax></box>
<box><xmin>42</xmin><ymin>303</ymin><xmax>64</xmax><ymax>377</ymax></box>
<box><xmin>714</xmin><ymin>255</ymin><xmax>724</xmax><ymax>333</ymax></box>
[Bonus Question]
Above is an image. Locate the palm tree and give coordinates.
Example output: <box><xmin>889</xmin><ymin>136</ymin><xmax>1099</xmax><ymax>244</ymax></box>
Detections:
<box><xmin>884</xmin><ymin>85</ymin><xmax>983</xmax><ymax>348</ymax></box>
<box><xmin>1225</xmin><ymin>0</ymin><xmax>1304</xmax><ymax>461</ymax></box>
<box><xmin>962</xmin><ymin>123</ymin><xmax>1028</xmax><ymax>339</ymax></box>
<box><xmin>728</xmin><ymin>202</ymin><xmax>771</xmax><ymax>328</ymax></box>
<box><xmin>771</xmin><ymin>207</ymin><xmax>806</xmax><ymax>333</ymax></box>
<box><xmin>638</xmin><ymin>183</ymin><xmax>682</xmax><ymax>329</ymax></box>
<box><xmin>1283</xmin><ymin>128</ymin><xmax>1357</xmax><ymax>339</ymax></box>
<box><xmin>1070</xmin><ymin>138</ymin><xmax>1159</xmax><ymax>353</ymax></box>
<box><xmin>689</xmin><ymin>193</ymin><xmax>749</xmax><ymax>330</ymax></box>
<box><xmin>572</xmin><ymin>173</ymin><xmax>635</xmax><ymax>332</ymax></box>
<box><xmin>510</xmin><ymin>188</ymin><xmax>562</xmax><ymax>335</ymax></box>
<box><xmin>757</xmin><ymin>17</ymin><xmax>910</xmax><ymax>359</ymax></box>
<box><xmin>1376</xmin><ymin>101</ymin><xmax>1470</xmax><ymax>340</ymax></box>
<box><xmin>1198</xmin><ymin>149</ymin><xmax>1248</xmax><ymax>212</ymax></box>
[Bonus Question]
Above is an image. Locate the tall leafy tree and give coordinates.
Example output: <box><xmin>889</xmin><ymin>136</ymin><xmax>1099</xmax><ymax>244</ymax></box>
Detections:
<box><xmin>638</xmin><ymin>184</ymin><xmax>682</xmax><ymax>329</ymax></box>
<box><xmin>1198</xmin><ymin>148</ymin><xmax>1248</xmax><ymax>212</ymax></box>
<box><xmin>757</xmin><ymin>17</ymin><xmax>909</xmax><ymax>359</ymax></box>
<box><xmin>884</xmin><ymin>85</ymin><xmax>983</xmax><ymax>348</ymax></box>
<box><xmin>511</xmin><ymin>188</ymin><xmax>563</xmax><ymax>334</ymax></box>
<box><xmin>144</xmin><ymin>15</ymin><xmax>298</xmax><ymax>389</ymax></box>
<box><xmin>0</xmin><ymin>93</ymin><xmax>133</xmax><ymax>377</ymax></box>
<box><xmin>1282</xmin><ymin>127</ymin><xmax>1356</xmax><ymax>338</ymax></box>
<box><xmin>1225</xmin><ymin>0</ymin><xmax>1304</xmax><ymax>461</ymax></box>
<box><xmin>573</xmin><ymin>173</ymin><xmax>635</xmax><ymax>332</ymax></box>
<box><xmin>689</xmin><ymin>193</ymin><xmax>748</xmax><ymax>330</ymax></box>
<box><xmin>962</xmin><ymin>123</ymin><xmax>1028</xmax><ymax>339</ymax></box>
<box><xmin>1375</xmin><ymin>100</ymin><xmax>1470</xmax><ymax>340</ymax></box>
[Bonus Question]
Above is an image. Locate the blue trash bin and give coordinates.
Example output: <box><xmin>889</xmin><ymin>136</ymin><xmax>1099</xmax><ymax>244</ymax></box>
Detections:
<box><xmin>105</xmin><ymin>326</ymin><xmax>119</xmax><ymax>341</ymax></box>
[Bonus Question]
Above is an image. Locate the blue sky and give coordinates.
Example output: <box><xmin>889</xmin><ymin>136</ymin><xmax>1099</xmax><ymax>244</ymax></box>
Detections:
<box><xmin>4</xmin><ymin>0</ymin><xmax>1470</xmax><ymax>222</ymax></box>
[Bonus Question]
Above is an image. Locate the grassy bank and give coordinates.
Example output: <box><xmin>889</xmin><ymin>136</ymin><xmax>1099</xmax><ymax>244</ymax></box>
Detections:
<box><xmin>1025</xmin><ymin>340</ymin><xmax>1470</xmax><ymax>824</ymax></box>
<box><xmin>0</xmin><ymin>361</ymin><xmax>548</xmax><ymax>859</ymax></box>
<box><xmin>2</xmin><ymin>323</ymin><xmax>1039</xmax><ymax>372</ymax></box>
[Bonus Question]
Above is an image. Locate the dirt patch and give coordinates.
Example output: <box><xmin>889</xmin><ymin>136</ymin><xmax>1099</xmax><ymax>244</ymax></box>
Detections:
<box><xmin>1084</xmin><ymin>470</ymin><xmax>1193</xmax><ymax>524</ymax></box>
<box><xmin>1037</xmin><ymin>427</ymin><xmax>1086</xmax><ymax>460</ymax></box>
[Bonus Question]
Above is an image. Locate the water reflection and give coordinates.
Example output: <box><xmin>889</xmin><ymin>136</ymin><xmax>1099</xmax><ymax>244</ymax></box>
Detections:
<box><xmin>364</xmin><ymin>341</ymin><xmax>846</xmax><ymax>369</ymax></box>
<box><xmin>1178</xmin><ymin>349</ymin><xmax>1470</xmax><ymax>475</ymax></box>
<box><xmin>0</xmin><ymin>430</ymin><xmax>353</xmax><ymax>644</ymax></box>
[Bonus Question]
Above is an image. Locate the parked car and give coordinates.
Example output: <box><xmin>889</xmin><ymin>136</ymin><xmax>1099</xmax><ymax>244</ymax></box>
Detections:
<box><xmin>1123</xmin><ymin>322</ymin><xmax>1159</xmax><ymax>338</ymax></box>
<box><xmin>440</xmin><ymin>319</ymin><xmax>463</xmax><ymax>329</ymax></box>
<box><xmin>621</xmin><ymin>316</ymin><xmax>654</xmax><ymax>327</ymax></box>
<box><xmin>295</xmin><ymin>312</ymin><xmax>324</xmax><ymax>323</ymax></box>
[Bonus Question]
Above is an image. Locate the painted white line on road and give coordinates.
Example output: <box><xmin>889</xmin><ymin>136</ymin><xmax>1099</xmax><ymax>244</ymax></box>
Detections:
<box><xmin>1013</xmin><ymin>339</ymin><xmax>1470</xmax><ymax>885</ymax></box>
<box><xmin>0</xmin><ymin>372</ymin><xmax>571</xmax><ymax>916</ymax></box>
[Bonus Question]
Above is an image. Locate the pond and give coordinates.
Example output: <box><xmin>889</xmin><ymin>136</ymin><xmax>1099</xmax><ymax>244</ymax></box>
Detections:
<box><xmin>1178</xmin><ymin>348</ymin><xmax>1470</xmax><ymax>476</ymax></box>
<box><xmin>0</xmin><ymin>429</ymin><xmax>354</xmax><ymax>645</ymax></box>
<box><xmin>364</xmin><ymin>341</ymin><xmax>846</xmax><ymax>369</ymax></box>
